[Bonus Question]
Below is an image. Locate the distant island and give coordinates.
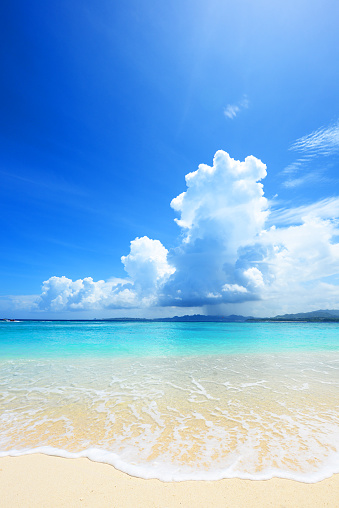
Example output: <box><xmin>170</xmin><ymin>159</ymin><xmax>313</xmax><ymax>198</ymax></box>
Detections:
<box><xmin>247</xmin><ymin>309</ymin><xmax>339</xmax><ymax>322</ymax></box>
<box><xmin>3</xmin><ymin>310</ymin><xmax>339</xmax><ymax>322</ymax></box>
<box><xmin>102</xmin><ymin>310</ymin><xmax>339</xmax><ymax>322</ymax></box>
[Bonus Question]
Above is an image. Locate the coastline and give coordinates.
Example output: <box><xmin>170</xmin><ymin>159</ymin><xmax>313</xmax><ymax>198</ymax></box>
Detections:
<box><xmin>1</xmin><ymin>455</ymin><xmax>339</xmax><ymax>508</ymax></box>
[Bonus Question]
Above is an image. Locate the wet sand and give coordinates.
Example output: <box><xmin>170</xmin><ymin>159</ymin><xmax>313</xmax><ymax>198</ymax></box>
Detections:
<box><xmin>0</xmin><ymin>454</ymin><xmax>338</xmax><ymax>507</ymax></box>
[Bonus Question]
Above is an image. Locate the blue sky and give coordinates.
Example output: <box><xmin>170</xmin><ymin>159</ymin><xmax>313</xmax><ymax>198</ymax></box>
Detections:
<box><xmin>1</xmin><ymin>0</ymin><xmax>339</xmax><ymax>318</ymax></box>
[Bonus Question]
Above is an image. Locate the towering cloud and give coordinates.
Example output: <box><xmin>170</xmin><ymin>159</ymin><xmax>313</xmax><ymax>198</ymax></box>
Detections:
<box><xmin>161</xmin><ymin>151</ymin><xmax>269</xmax><ymax>306</ymax></box>
<box><xmin>34</xmin><ymin>150</ymin><xmax>339</xmax><ymax>315</ymax></box>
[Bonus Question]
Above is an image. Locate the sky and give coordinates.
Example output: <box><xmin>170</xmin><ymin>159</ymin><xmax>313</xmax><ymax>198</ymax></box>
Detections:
<box><xmin>1</xmin><ymin>0</ymin><xmax>339</xmax><ymax>318</ymax></box>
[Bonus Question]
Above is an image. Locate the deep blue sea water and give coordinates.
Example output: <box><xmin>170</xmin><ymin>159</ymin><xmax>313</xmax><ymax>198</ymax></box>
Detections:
<box><xmin>0</xmin><ymin>321</ymin><xmax>339</xmax><ymax>481</ymax></box>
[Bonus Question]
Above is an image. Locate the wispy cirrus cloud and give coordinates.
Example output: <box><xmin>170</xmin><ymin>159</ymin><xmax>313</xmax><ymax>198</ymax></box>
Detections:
<box><xmin>290</xmin><ymin>121</ymin><xmax>339</xmax><ymax>157</ymax></box>
<box><xmin>281</xmin><ymin>121</ymin><xmax>339</xmax><ymax>187</ymax></box>
<box><xmin>224</xmin><ymin>96</ymin><xmax>249</xmax><ymax>119</ymax></box>
<box><xmin>282</xmin><ymin>157</ymin><xmax>312</xmax><ymax>175</ymax></box>
<box><xmin>282</xmin><ymin>169</ymin><xmax>328</xmax><ymax>188</ymax></box>
<box><xmin>269</xmin><ymin>197</ymin><xmax>339</xmax><ymax>226</ymax></box>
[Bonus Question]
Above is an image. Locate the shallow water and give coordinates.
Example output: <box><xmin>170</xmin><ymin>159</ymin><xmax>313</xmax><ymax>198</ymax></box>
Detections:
<box><xmin>0</xmin><ymin>321</ymin><xmax>339</xmax><ymax>481</ymax></box>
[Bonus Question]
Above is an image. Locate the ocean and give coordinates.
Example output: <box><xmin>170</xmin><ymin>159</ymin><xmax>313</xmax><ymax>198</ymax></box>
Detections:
<box><xmin>0</xmin><ymin>320</ymin><xmax>339</xmax><ymax>482</ymax></box>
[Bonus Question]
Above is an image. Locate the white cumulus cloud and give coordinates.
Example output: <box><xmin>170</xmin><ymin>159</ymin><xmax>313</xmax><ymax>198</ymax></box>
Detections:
<box><xmin>37</xmin><ymin>276</ymin><xmax>134</xmax><ymax>311</ymax></box>
<box><xmin>254</xmin><ymin>216</ymin><xmax>339</xmax><ymax>314</ymax></box>
<box><xmin>32</xmin><ymin>149</ymin><xmax>339</xmax><ymax>315</ymax></box>
<box><xmin>121</xmin><ymin>236</ymin><xmax>175</xmax><ymax>294</ymax></box>
<box><xmin>36</xmin><ymin>237</ymin><xmax>175</xmax><ymax>312</ymax></box>
<box><xmin>162</xmin><ymin>150</ymin><xmax>269</xmax><ymax>306</ymax></box>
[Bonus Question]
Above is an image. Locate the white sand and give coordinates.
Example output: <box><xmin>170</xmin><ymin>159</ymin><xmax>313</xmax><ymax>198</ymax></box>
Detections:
<box><xmin>1</xmin><ymin>454</ymin><xmax>339</xmax><ymax>507</ymax></box>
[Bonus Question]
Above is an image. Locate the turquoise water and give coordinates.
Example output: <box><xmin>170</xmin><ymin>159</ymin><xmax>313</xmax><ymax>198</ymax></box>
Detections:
<box><xmin>1</xmin><ymin>321</ymin><xmax>339</xmax><ymax>481</ymax></box>
<box><xmin>1</xmin><ymin>320</ymin><xmax>339</xmax><ymax>358</ymax></box>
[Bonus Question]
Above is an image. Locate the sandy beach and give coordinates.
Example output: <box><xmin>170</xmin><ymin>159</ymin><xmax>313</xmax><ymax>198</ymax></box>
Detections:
<box><xmin>0</xmin><ymin>455</ymin><xmax>338</xmax><ymax>508</ymax></box>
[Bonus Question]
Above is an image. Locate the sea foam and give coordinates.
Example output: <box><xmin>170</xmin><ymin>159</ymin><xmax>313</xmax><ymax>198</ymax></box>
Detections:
<box><xmin>1</xmin><ymin>349</ymin><xmax>339</xmax><ymax>482</ymax></box>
